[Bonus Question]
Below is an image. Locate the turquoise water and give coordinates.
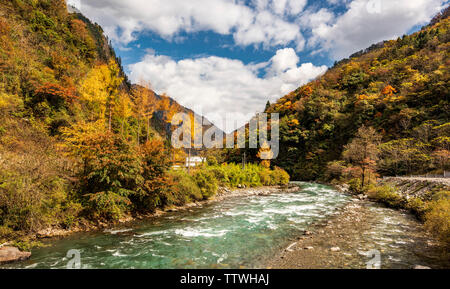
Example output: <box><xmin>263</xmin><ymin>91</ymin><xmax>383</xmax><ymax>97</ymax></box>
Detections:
<box><xmin>5</xmin><ymin>183</ymin><xmax>350</xmax><ymax>269</ymax></box>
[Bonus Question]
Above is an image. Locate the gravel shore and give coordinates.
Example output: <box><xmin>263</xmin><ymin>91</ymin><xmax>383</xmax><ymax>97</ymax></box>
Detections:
<box><xmin>267</xmin><ymin>197</ymin><xmax>449</xmax><ymax>269</ymax></box>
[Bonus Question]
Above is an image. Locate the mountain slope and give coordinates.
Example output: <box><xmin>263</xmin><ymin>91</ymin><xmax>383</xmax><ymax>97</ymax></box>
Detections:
<box><xmin>0</xmin><ymin>0</ymin><xmax>221</xmax><ymax>241</ymax></box>
<box><xmin>261</xmin><ymin>7</ymin><xmax>450</xmax><ymax>180</ymax></box>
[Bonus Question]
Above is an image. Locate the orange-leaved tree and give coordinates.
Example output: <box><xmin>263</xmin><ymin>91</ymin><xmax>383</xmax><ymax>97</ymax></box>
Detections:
<box><xmin>343</xmin><ymin>126</ymin><xmax>382</xmax><ymax>188</ymax></box>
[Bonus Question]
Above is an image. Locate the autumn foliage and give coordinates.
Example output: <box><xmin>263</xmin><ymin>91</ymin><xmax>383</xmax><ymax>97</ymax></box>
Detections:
<box><xmin>34</xmin><ymin>83</ymin><xmax>77</xmax><ymax>106</ymax></box>
<box><xmin>264</xmin><ymin>8</ymin><xmax>450</xmax><ymax>181</ymax></box>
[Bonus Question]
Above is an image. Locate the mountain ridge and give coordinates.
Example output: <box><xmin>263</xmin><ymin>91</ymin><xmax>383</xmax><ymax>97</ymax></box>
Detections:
<box><xmin>228</xmin><ymin>6</ymin><xmax>449</xmax><ymax>180</ymax></box>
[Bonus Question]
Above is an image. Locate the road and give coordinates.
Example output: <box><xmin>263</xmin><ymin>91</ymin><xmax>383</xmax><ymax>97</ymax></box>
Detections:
<box><xmin>382</xmin><ymin>176</ymin><xmax>450</xmax><ymax>186</ymax></box>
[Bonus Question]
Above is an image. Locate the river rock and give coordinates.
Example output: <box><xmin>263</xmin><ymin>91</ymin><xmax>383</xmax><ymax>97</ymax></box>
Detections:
<box><xmin>330</xmin><ymin>247</ymin><xmax>341</xmax><ymax>252</ymax></box>
<box><xmin>0</xmin><ymin>246</ymin><xmax>31</xmax><ymax>264</ymax></box>
<box><xmin>304</xmin><ymin>246</ymin><xmax>314</xmax><ymax>250</ymax></box>
<box><xmin>37</xmin><ymin>228</ymin><xmax>70</xmax><ymax>238</ymax></box>
<box><xmin>413</xmin><ymin>265</ymin><xmax>431</xmax><ymax>269</ymax></box>
<box><xmin>336</xmin><ymin>184</ymin><xmax>350</xmax><ymax>193</ymax></box>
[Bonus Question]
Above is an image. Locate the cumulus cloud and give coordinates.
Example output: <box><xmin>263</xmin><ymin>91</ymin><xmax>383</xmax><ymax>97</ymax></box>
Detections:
<box><xmin>303</xmin><ymin>0</ymin><xmax>447</xmax><ymax>59</ymax></box>
<box><xmin>252</xmin><ymin>0</ymin><xmax>308</xmax><ymax>16</ymax></box>
<box><xmin>77</xmin><ymin>0</ymin><xmax>305</xmax><ymax>50</ymax></box>
<box><xmin>233</xmin><ymin>10</ymin><xmax>305</xmax><ymax>51</ymax></box>
<box><xmin>129</xmin><ymin>48</ymin><xmax>327</xmax><ymax>132</ymax></box>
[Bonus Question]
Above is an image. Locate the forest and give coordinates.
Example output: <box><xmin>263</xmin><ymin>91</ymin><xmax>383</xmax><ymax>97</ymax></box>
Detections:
<box><xmin>257</xmin><ymin>8</ymin><xmax>450</xmax><ymax>182</ymax></box>
<box><xmin>0</xmin><ymin>0</ymin><xmax>288</xmax><ymax>247</ymax></box>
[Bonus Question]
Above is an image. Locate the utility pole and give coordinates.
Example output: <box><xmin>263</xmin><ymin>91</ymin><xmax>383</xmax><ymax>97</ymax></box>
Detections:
<box><xmin>187</xmin><ymin>148</ymin><xmax>191</xmax><ymax>174</ymax></box>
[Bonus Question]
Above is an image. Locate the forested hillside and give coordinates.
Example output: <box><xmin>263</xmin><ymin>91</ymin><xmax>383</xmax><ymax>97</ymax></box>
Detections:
<box><xmin>0</xmin><ymin>0</ymin><xmax>288</xmax><ymax>245</ymax></box>
<box><xmin>260</xmin><ymin>7</ymin><xmax>450</xmax><ymax>182</ymax></box>
<box><xmin>0</xmin><ymin>0</ymin><xmax>163</xmax><ymax>241</ymax></box>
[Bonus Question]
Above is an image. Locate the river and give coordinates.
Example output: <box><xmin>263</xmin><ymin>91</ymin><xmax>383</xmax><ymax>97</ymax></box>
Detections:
<box><xmin>4</xmin><ymin>183</ymin><xmax>351</xmax><ymax>269</ymax></box>
<box><xmin>5</xmin><ymin>182</ymin><xmax>447</xmax><ymax>269</ymax></box>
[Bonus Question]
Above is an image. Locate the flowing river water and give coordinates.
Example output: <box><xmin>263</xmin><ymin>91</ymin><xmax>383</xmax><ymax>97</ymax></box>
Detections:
<box><xmin>3</xmin><ymin>183</ymin><xmax>447</xmax><ymax>269</ymax></box>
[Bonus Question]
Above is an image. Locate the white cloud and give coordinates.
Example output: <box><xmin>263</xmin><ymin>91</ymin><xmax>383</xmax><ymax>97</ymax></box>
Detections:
<box><xmin>267</xmin><ymin>48</ymin><xmax>299</xmax><ymax>75</ymax></box>
<box><xmin>304</xmin><ymin>0</ymin><xmax>447</xmax><ymax>59</ymax></box>
<box><xmin>252</xmin><ymin>0</ymin><xmax>308</xmax><ymax>16</ymax></box>
<box><xmin>299</xmin><ymin>8</ymin><xmax>335</xmax><ymax>30</ymax></box>
<box><xmin>77</xmin><ymin>0</ymin><xmax>306</xmax><ymax>50</ymax></box>
<box><xmin>129</xmin><ymin>48</ymin><xmax>327</xmax><ymax>132</ymax></box>
<box><xmin>233</xmin><ymin>10</ymin><xmax>305</xmax><ymax>51</ymax></box>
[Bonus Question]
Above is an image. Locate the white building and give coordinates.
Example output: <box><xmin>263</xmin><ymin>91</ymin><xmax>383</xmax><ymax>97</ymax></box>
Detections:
<box><xmin>186</xmin><ymin>156</ymin><xmax>205</xmax><ymax>167</ymax></box>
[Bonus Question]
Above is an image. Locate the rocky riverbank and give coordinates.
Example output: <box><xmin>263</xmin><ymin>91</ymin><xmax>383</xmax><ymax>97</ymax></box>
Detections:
<box><xmin>0</xmin><ymin>246</ymin><xmax>31</xmax><ymax>265</ymax></box>
<box><xmin>267</xmin><ymin>195</ymin><xmax>449</xmax><ymax>269</ymax></box>
<box><xmin>36</xmin><ymin>185</ymin><xmax>297</xmax><ymax>237</ymax></box>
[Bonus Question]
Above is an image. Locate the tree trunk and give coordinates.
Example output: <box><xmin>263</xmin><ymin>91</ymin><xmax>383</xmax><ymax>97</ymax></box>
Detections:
<box><xmin>147</xmin><ymin>117</ymin><xmax>150</xmax><ymax>142</ymax></box>
<box><xmin>187</xmin><ymin>149</ymin><xmax>191</xmax><ymax>174</ymax></box>
<box><xmin>108</xmin><ymin>105</ymin><xmax>112</xmax><ymax>132</ymax></box>
<box><xmin>361</xmin><ymin>167</ymin><xmax>365</xmax><ymax>188</ymax></box>
<box><xmin>137</xmin><ymin>119</ymin><xmax>140</xmax><ymax>144</ymax></box>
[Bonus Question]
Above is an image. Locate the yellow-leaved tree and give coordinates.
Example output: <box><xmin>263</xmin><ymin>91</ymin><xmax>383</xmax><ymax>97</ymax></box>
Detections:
<box><xmin>114</xmin><ymin>92</ymin><xmax>133</xmax><ymax>137</ymax></box>
<box><xmin>78</xmin><ymin>61</ymin><xmax>123</xmax><ymax>130</ymax></box>
<box><xmin>132</xmin><ymin>81</ymin><xmax>157</xmax><ymax>143</ymax></box>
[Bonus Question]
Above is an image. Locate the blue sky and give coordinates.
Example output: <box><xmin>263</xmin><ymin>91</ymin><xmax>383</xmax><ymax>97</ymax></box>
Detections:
<box><xmin>71</xmin><ymin>0</ymin><xmax>447</xmax><ymax>131</ymax></box>
<box><xmin>113</xmin><ymin>0</ymin><xmax>347</xmax><ymax>71</ymax></box>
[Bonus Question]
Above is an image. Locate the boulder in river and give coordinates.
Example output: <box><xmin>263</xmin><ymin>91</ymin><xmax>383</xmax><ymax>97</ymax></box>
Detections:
<box><xmin>0</xmin><ymin>246</ymin><xmax>31</xmax><ymax>264</ymax></box>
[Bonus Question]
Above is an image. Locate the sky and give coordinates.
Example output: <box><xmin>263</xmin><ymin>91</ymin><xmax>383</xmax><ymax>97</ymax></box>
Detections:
<box><xmin>69</xmin><ymin>0</ymin><xmax>448</xmax><ymax>132</ymax></box>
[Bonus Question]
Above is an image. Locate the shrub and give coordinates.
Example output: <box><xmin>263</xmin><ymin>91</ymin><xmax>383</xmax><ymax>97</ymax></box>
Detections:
<box><xmin>406</xmin><ymin>197</ymin><xmax>428</xmax><ymax>219</ymax></box>
<box><xmin>243</xmin><ymin>165</ymin><xmax>262</xmax><ymax>187</ymax></box>
<box><xmin>167</xmin><ymin>170</ymin><xmax>202</xmax><ymax>204</ymax></box>
<box><xmin>203</xmin><ymin>163</ymin><xmax>290</xmax><ymax>188</ymax></box>
<box><xmin>0</xmin><ymin>93</ymin><xmax>23</xmax><ymax>116</ymax></box>
<box><xmin>207</xmin><ymin>166</ymin><xmax>229</xmax><ymax>186</ymax></box>
<box><xmin>206</xmin><ymin>156</ymin><xmax>218</xmax><ymax>166</ymax></box>
<box><xmin>224</xmin><ymin>163</ymin><xmax>245</xmax><ymax>187</ymax></box>
<box><xmin>348</xmin><ymin>178</ymin><xmax>363</xmax><ymax>194</ymax></box>
<box><xmin>424</xmin><ymin>196</ymin><xmax>450</xmax><ymax>246</ymax></box>
<box><xmin>84</xmin><ymin>191</ymin><xmax>130</xmax><ymax>221</ymax></box>
<box><xmin>194</xmin><ymin>170</ymin><xmax>218</xmax><ymax>199</ymax></box>
<box><xmin>325</xmin><ymin>160</ymin><xmax>347</xmax><ymax>181</ymax></box>
<box><xmin>367</xmin><ymin>184</ymin><xmax>405</xmax><ymax>208</ymax></box>
<box><xmin>0</xmin><ymin>170</ymin><xmax>74</xmax><ymax>235</ymax></box>
<box><xmin>259</xmin><ymin>168</ymin><xmax>272</xmax><ymax>186</ymax></box>
<box><xmin>271</xmin><ymin>166</ymin><xmax>290</xmax><ymax>185</ymax></box>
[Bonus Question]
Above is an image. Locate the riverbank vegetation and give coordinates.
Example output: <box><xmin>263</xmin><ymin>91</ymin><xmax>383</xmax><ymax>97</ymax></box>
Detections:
<box><xmin>366</xmin><ymin>185</ymin><xmax>449</xmax><ymax>246</ymax></box>
<box><xmin>321</xmin><ymin>124</ymin><xmax>449</xmax><ymax>246</ymax></box>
